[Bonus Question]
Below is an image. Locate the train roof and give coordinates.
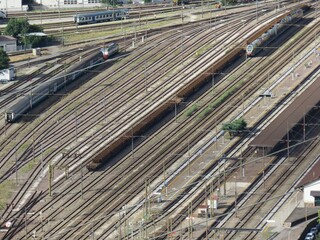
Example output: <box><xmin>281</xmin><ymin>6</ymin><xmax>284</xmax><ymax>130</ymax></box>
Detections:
<box><xmin>74</xmin><ymin>9</ymin><xmax>128</xmax><ymax>18</ymax></box>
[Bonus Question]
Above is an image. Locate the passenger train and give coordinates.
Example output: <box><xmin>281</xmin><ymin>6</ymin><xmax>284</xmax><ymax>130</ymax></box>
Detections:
<box><xmin>73</xmin><ymin>9</ymin><xmax>129</xmax><ymax>24</ymax></box>
<box><xmin>5</xmin><ymin>43</ymin><xmax>119</xmax><ymax>123</ymax></box>
<box><xmin>0</xmin><ymin>10</ymin><xmax>6</xmax><ymax>19</ymax></box>
<box><xmin>246</xmin><ymin>8</ymin><xmax>304</xmax><ymax>56</ymax></box>
<box><xmin>101</xmin><ymin>43</ymin><xmax>119</xmax><ymax>60</ymax></box>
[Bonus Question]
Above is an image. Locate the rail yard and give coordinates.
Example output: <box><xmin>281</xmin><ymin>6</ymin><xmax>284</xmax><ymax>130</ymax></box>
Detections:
<box><xmin>0</xmin><ymin>0</ymin><xmax>319</xmax><ymax>239</ymax></box>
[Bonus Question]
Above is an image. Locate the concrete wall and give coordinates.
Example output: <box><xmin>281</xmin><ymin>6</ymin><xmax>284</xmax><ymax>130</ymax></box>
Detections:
<box><xmin>1</xmin><ymin>43</ymin><xmax>17</xmax><ymax>52</ymax></box>
<box><xmin>0</xmin><ymin>40</ymin><xmax>17</xmax><ymax>52</ymax></box>
<box><xmin>304</xmin><ymin>180</ymin><xmax>320</xmax><ymax>206</ymax></box>
<box><xmin>0</xmin><ymin>0</ymin><xmax>23</xmax><ymax>12</ymax></box>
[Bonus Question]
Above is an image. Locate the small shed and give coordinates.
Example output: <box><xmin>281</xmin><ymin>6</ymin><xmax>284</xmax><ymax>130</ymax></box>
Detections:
<box><xmin>0</xmin><ymin>35</ymin><xmax>17</xmax><ymax>52</ymax></box>
<box><xmin>0</xmin><ymin>66</ymin><xmax>15</xmax><ymax>82</ymax></box>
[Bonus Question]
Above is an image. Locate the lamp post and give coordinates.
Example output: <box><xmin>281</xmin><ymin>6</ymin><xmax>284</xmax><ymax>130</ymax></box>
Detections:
<box><xmin>40</xmin><ymin>0</ymin><xmax>43</xmax><ymax>26</ymax></box>
<box><xmin>256</xmin><ymin>0</ymin><xmax>258</xmax><ymax>22</ymax></box>
<box><xmin>234</xmin><ymin>174</ymin><xmax>238</xmax><ymax>218</ymax></box>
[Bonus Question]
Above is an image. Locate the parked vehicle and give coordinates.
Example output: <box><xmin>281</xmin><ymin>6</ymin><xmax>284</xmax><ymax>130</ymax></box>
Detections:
<box><xmin>305</xmin><ymin>232</ymin><xmax>315</xmax><ymax>240</ymax></box>
<box><xmin>310</xmin><ymin>227</ymin><xmax>318</xmax><ymax>236</ymax></box>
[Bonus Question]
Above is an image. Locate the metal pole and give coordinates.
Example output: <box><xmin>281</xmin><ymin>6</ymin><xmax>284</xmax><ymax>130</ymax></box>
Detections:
<box><xmin>287</xmin><ymin>122</ymin><xmax>290</xmax><ymax>158</ymax></box>
<box><xmin>92</xmin><ymin>223</ymin><xmax>94</xmax><ymax>240</ymax></box>
<box><xmin>201</xmin><ymin>0</ymin><xmax>204</xmax><ymax>18</ymax></box>
<box><xmin>40</xmin><ymin>211</ymin><xmax>43</xmax><ymax>232</ymax></box>
<box><xmin>175</xmin><ymin>100</ymin><xmax>177</xmax><ymax>123</ymax></box>
<box><xmin>48</xmin><ymin>163</ymin><xmax>52</xmax><ymax>197</ymax></box>
<box><xmin>25</xmin><ymin>209</ymin><xmax>27</xmax><ymax>239</ymax></box>
<box><xmin>15</xmin><ymin>147</ymin><xmax>18</xmax><ymax>185</ymax></box>
<box><xmin>205</xmin><ymin>181</ymin><xmax>208</xmax><ymax>239</ymax></box>
<box><xmin>81</xmin><ymin>164</ymin><xmax>84</xmax><ymax>199</ymax></box>
<box><xmin>41</xmin><ymin>143</ymin><xmax>44</xmax><ymax>176</ymax></box>
<box><xmin>188</xmin><ymin>141</ymin><xmax>190</xmax><ymax>176</ymax></box>
<box><xmin>181</xmin><ymin>3</ymin><xmax>184</xmax><ymax>22</ymax></box>
<box><xmin>234</xmin><ymin>175</ymin><xmax>237</xmax><ymax>218</ymax></box>
<box><xmin>104</xmin><ymin>97</ymin><xmax>107</xmax><ymax>123</ymax></box>
<box><xmin>303</xmin><ymin>112</ymin><xmax>306</xmax><ymax>142</ymax></box>
<box><xmin>256</xmin><ymin>0</ymin><xmax>258</xmax><ymax>22</ymax></box>
<box><xmin>40</xmin><ymin>0</ymin><xmax>43</xmax><ymax>26</ymax></box>
<box><xmin>75</xmin><ymin>111</ymin><xmax>78</xmax><ymax>142</ymax></box>
<box><xmin>131</xmin><ymin>128</ymin><xmax>134</xmax><ymax>159</ymax></box>
<box><xmin>144</xmin><ymin>64</ymin><xmax>147</xmax><ymax>92</ymax></box>
<box><xmin>223</xmin><ymin>160</ymin><xmax>226</xmax><ymax>196</ymax></box>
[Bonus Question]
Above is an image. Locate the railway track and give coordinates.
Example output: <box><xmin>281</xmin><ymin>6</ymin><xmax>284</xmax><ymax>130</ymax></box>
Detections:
<box><xmin>0</xmin><ymin>1</ymin><xmax>312</xmax><ymax>238</ymax></box>
<box><xmin>0</xmin><ymin>6</ymin><xmax>270</xmax><ymax>239</ymax></box>
<box><xmin>168</xmin><ymin>10</ymin><xmax>320</xmax><ymax>237</ymax></box>
<box><xmin>97</xmin><ymin>7</ymin><xmax>318</xmax><ymax>238</ymax></box>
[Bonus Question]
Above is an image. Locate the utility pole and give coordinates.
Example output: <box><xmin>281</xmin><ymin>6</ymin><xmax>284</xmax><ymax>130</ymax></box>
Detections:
<box><xmin>287</xmin><ymin>122</ymin><xmax>290</xmax><ymax>158</ymax></box>
<box><xmin>48</xmin><ymin>162</ymin><xmax>53</xmax><ymax>197</ymax></box>
<box><xmin>15</xmin><ymin>144</ymin><xmax>18</xmax><ymax>185</ymax></box>
<box><xmin>24</xmin><ymin>208</ymin><xmax>28</xmax><ymax>239</ymax></box>
<box><xmin>81</xmin><ymin>164</ymin><xmax>84</xmax><ymax>199</ymax></box>
<box><xmin>234</xmin><ymin>175</ymin><xmax>238</xmax><ymax>218</ymax></box>
<box><xmin>256</xmin><ymin>0</ymin><xmax>258</xmax><ymax>22</ymax></box>
<box><xmin>40</xmin><ymin>0</ymin><xmax>43</xmax><ymax>26</ymax></box>
<box><xmin>131</xmin><ymin>128</ymin><xmax>134</xmax><ymax>159</ymax></box>
<box><xmin>175</xmin><ymin>97</ymin><xmax>178</xmax><ymax>123</ymax></box>
<box><xmin>205</xmin><ymin>181</ymin><xmax>209</xmax><ymax>239</ymax></box>
<box><xmin>75</xmin><ymin>111</ymin><xmax>78</xmax><ymax>142</ymax></box>
<box><xmin>41</xmin><ymin>143</ymin><xmax>44</xmax><ymax>176</ymax></box>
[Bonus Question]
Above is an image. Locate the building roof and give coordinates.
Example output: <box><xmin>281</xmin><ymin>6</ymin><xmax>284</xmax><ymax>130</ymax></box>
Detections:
<box><xmin>0</xmin><ymin>35</ymin><xmax>16</xmax><ymax>42</ymax></box>
<box><xmin>250</xmin><ymin>75</ymin><xmax>320</xmax><ymax>148</ymax></box>
<box><xmin>25</xmin><ymin>32</ymin><xmax>47</xmax><ymax>37</ymax></box>
<box><xmin>296</xmin><ymin>159</ymin><xmax>320</xmax><ymax>188</ymax></box>
<box><xmin>311</xmin><ymin>191</ymin><xmax>320</xmax><ymax>197</ymax></box>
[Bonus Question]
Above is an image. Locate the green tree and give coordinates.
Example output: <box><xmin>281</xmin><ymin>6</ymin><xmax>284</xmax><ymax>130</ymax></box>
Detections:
<box><xmin>101</xmin><ymin>0</ymin><xmax>113</xmax><ymax>6</ymax></box>
<box><xmin>222</xmin><ymin>118</ymin><xmax>247</xmax><ymax>137</ymax></box>
<box><xmin>4</xmin><ymin>19</ymin><xmax>43</xmax><ymax>38</ymax></box>
<box><xmin>5</xmin><ymin>18</ymin><xmax>46</xmax><ymax>48</ymax></box>
<box><xmin>28</xmin><ymin>24</ymin><xmax>44</xmax><ymax>33</ymax></box>
<box><xmin>0</xmin><ymin>49</ymin><xmax>10</xmax><ymax>70</ymax></box>
<box><xmin>4</xmin><ymin>18</ymin><xmax>30</xmax><ymax>38</ymax></box>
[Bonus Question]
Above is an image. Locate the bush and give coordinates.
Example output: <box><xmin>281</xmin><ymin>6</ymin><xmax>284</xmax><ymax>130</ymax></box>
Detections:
<box><xmin>0</xmin><ymin>49</ymin><xmax>10</xmax><ymax>70</ymax></box>
<box><xmin>222</xmin><ymin>118</ymin><xmax>247</xmax><ymax>137</ymax></box>
<box><xmin>184</xmin><ymin>104</ymin><xmax>198</xmax><ymax>117</ymax></box>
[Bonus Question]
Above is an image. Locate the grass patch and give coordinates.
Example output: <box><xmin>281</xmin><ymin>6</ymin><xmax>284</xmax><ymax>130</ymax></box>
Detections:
<box><xmin>199</xmin><ymin>81</ymin><xmax>244</xmax><ymax>119</ymax></box>
<box><xmin>21</xmin><ymin>158</ymin><xmax>39</xmax><ymax>173</ymax></box>
<box><xmin>0</xmin><ymin>180</ymin><xmax>15</xmax><ymax>210</ymax></box>
<box><xmin>195</xmin><ymin>44</ymin><xmax>212</xmax><ymax>58</ymax></box>
<box><xmin>183</xmin><ymin>104</ymin><xmax>199</xmax><ymax>117</ymax></box>
<box><xmin>63</xmin><ymin>17</ymin><xmax>179</xmax><ymax>44</ymax></box>
<box><xmin>19</xmin><ymin>141</ymin><xmax>31</xmax><ymax>151</ymax></box>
